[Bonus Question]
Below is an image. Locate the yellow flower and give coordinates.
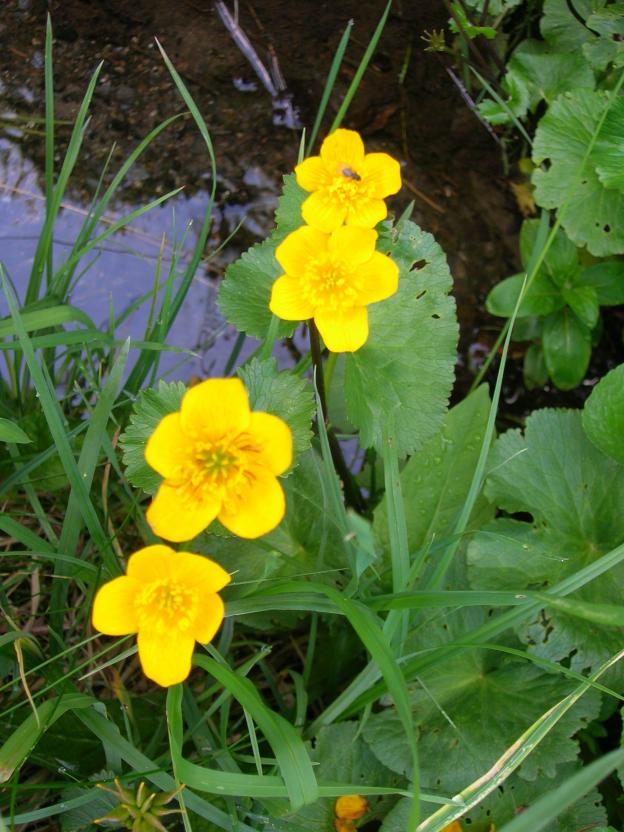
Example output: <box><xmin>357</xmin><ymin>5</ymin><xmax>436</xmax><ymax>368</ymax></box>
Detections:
<box><xmin>295</xmin><ymin>128</ymin><xmax>401</xmax><ymax>232</ymax></box>
<box><xmin>145</xmin><ymin>378</ymin><xmax>292</xmax><ymax>541</ymax></box>
<box><xmin>335</xmin><ymin>794</ymin><xmax>368</xmax><ymax>821</ymax></box>
<box><xmin>441</xmin><ymin>822</ymin><xmax>463</xmax><ymax>832</ymax></box>
<box><xmin>92</xmin><ymin>545</ymin><xmax>231</xmax><ymax>687</ymax></box>
<box><xmin>269</xmin><ymin>225</ymin><xmax>399</xmax><ymax>352</ymax></box>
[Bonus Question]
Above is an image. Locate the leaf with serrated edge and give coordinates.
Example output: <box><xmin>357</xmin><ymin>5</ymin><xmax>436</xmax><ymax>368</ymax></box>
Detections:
<box><xmin>532</xmin><ymin>89</ymin><xmax>624</xmax><ymax>256</ymax></box>
<box><xmin>468</xmin><ymin>409</ymin><xmax>624</xmax><ymax>681</ymax></box>
<box><xmin>238</xmin><ymin>357</ymin><xmax>315</xmax><ymax>468</ymax></box>
<box><xmin>119</xmin><ymin>380</ymin><xmax>186</xmax><ymax>495</ymax></box>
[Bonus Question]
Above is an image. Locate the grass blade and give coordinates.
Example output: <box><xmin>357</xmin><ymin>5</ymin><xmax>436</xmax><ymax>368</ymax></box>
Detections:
<box><xmin>191</xmin><ymin>656</ymin><xmax>318</xmax><ymax>809</ymax></box>
<box><xmin>330</xmin><ymin>0</ymin><xmax>392</xmax><ymax>132</ymax></box>
<box><xmin>497</xmin><ymin>747</ymin><xmax>624</xmax><ymax>832</ymax></box>
<box><xmin>306</xmin><ymin>19</ymin><xmax>353</xmax><ymax>154</ymax></box>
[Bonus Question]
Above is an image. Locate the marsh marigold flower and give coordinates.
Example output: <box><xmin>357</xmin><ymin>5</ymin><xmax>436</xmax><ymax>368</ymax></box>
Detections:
<box><xmin>92</xmin><ymin>545</ymin><xmax>231</xmax><ymax>687</ymax></box>
<box><xmin>295</xmin><ymin>128</ymin><xmax>401</xmax><ymax>232</ymax></box>
<box><xmin>269</xmin><ymin>225</ymin><xmax>399</xmax><ymax>352</ymax></box>
<box><xmin>145</xmin><ymin>378</ymin><xmax>292</xmax><ymax>541</ymax></box>
<box><xmin>335</xmin><ymin>795</ymin><xmax>368</xmax><ymax>821</ymax></box>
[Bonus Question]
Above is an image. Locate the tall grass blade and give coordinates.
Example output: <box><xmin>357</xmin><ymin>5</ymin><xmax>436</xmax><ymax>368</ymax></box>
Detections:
<box><xmin>417</xmin><ymin>648</ymin><xmax>624</xmax><ymax>830</ymax></box>
<box><xmin>306</xmin><ymin>19</ymin><xmax>353</xmax><ymax>154</ymax></box>
<box><xmin>497</xmin><ymin>747</ymin><xmax>624</xmax><ymax>832</ymax></box>
<box><xmin>330</xmin><ymin>0</ymin><xmax>392</xmax><ymax>132</ymax></box>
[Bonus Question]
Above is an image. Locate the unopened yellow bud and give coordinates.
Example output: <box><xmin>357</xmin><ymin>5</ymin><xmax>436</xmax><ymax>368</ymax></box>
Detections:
<box><xmin>335</xmin><ymin>794</ymin><xmax>368</xmax><ymax>820</ymax></box>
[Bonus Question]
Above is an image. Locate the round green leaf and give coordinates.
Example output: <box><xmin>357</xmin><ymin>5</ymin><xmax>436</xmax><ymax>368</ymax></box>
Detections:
<box><xmin>486</xmin><ymin>273</ymin><xmax>563</xmax><ymax>318</ymax></box>
<box><xmin>561</xmin><ymin>284</ymin><xmax>599</xmax><ymax>329</ymax></box>
<box><xmin>542</xmin><ymin>308</ymin><xmax>591</xmax><ymax>390</ymax></box>
<box><xmin>532</xmin><ymin>89</ymin><xmax>624</xmax><ymax>256</ymax></box>
<box><xmin>582</xmin><ymin>363</ymin><xmax>624</xmax><ymax>465</ymax></box>
<box><xmin>579</xmin><ymin>261</ymin><xmax>624</xmax><ymax>305</ymax></box>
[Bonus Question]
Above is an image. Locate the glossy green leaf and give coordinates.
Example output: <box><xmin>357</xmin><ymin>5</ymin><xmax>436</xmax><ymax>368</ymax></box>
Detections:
<box><xmin>582</xmin><ymin>362</ymin><xmax>624</xmax><ymax>465</ymax></box>
<box><xmin>523</xmin><ymin>343</ymin><xmax>548</xmax><ymax>389</ymax></box>
<box><xmin>579</xmin><ymin>261</ymin><xmax>624</xmax><ymax>305</ymax></box>
<box><xmin>561</xmin><ymin>284</ymin><xmax>599</xmax><ymax>329</ymax></box>
<box><xmin>532</xmin><ymin>89</ymin><xmax>624</xmax><ymax>256</ymax></box>
<box><xmin>510</xmin><ymin>39</ymin><xmax>595</xmax><ymax>107</ymax></box>
<box><xmin>542</xmin><ymin>308</ymin><xmax>591</xmax><ymax>389</ymax></box>
<box><xmin>344</xmin><ymin>218</ymin><xmax>458</xmax><ymax>457</ymax></box>
<box><xmin>486</xmin><ymin>272</ymin><xmax>562</xmax><ymax>318</ymax></box>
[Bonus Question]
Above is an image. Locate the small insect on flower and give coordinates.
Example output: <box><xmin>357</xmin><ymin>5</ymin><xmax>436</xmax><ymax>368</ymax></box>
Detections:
<box><xmin>145</xmin><ymin>377</ymin><xmax>292</xmax><ymax>541</ymax></box>
<box><xmin>295</xmin><ymin>128</ymin><xmax>401</xmax><ymax>232</ymax></box>
<box><xmin>270</xmin><ymin>225</ymin><xmax>398</xmax><ymax>352</ymax></box>
<box><xmin>92</xmin><ymin>545</ymin><xmax>231</xmax><ymax>686</ymax></box>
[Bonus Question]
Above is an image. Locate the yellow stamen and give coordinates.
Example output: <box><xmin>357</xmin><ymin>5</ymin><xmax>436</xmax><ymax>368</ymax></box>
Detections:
<box><xmin>135</xmin><ymin>579</ymin><xmax>199</xmax><ymax>633</ymax></box>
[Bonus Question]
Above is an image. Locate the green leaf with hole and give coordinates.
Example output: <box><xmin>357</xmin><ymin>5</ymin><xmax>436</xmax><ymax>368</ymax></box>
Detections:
<box><xmin>541</xmin><ymin>0</ymin><xmax>607</xmax><ymax>50</ymax></box>
<box><xmin>584</xmin><ymin>3</ymin><xmax>624</xmax><ymax>69</ymax></box>
<box><xmin>542</xmin><ymin>308</ymin><xmax>591</xmax><ymax>389</ymax></box>
<box><xmin>0</xmin><ymin>418</ymin><xmax>31</xmax><ymax>444</ymax></box>
<box><xmin>582</xmin><ymin>363</ymin><xmax>624</xmax><ymax>465</ymax></box>
<box><xmin>118</xmin><ymin>380</ymin><xmax>186</xmax><ymax>494</ymax></box>
<box><xmin>532</xmin><ymin>89</ymin><xmax>624</xmax><ymax>256</ymax></box>
<box><xmin>344</xmin><ymin>218</ymin><xmax>458</xmax><ymax>457</ymax></box>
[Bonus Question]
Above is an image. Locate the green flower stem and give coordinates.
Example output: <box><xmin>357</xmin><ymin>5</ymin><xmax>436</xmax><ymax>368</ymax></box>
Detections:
<box><xmin>308</xmin><ymin>321</ymin><xmax>364</xmax><ymax>512</ymax></box>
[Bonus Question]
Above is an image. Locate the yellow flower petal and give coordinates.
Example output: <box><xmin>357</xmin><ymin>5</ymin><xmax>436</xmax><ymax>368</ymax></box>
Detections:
<box><xmin>172</xmin><ymin>551</ymin><xmax>232</xmax><ymax>594</ymax></box>
<box><xmin>335</xmin><ymin>795</ymin><xmax>368</xmax><ymax>821</ymax></box>
<box><xmin>126</xmin><ymin>544</ymin><xmax>177</xmax><ymax>581</ymax></box>
<box><xmin>345</xmin><ymin>197</ymin><xmax>387</xmax><ymax>228</ymax></box>
<box><xmin>270</xmin><ymin>275</ymin><xmax>315</xmax><ymax>321</ymax></box>
<box><xmin>92</xmin><ymin>576</ymin><xmax>140</xmax><ymax>635</ymax></box>
<box><xmin>301</xmin><ymin>190</ymin><xmax>347</xmax><ymax>233</ymax></box>
<box><xmin>247</xmin><ymin>411</ymin><xmax>292</xmax><ymax>475</ymax></box>
<box><xmin>147</xmin><ymin>483</ymin><xmax>221</xmax><ymax>542</ymax></box>
<box><xmin>192</xmin><ymin>591</ymin><xmax>226</xmax><ymax>644</ymax></box>
<box><xmin>361</xmin><ymin>152</ymin><xmax>401</xmax><ymax>198</ymax></box>
<box><xmin>218</xmin><ymin>466</ymin><xmax>285</xmax><ymax>538</ymax></box>
<box><xmin>180</xmin><ymin>378</ymin><xmax>250</xmax><ymax>439</ymax></box>
<box><xmin>320</xmin><ymin>128</ymin><xmax>365</xmax><ymax>174</ymax></box>
<box><xmin>144</xmin><ymin>412</ymin><xmax>188</xmax><ymax>478</ymax></box>
<box><xmin>295</xmin><ymin>156</ymin><xmax>332</xmax><ymax>192</ymax></box>
<box><xmin>137</xmin><ymin>629</ymin><xmax>195</xmax><ymax>686</ymax></box>
<box><xmin>275</xmin><ymin>226</ymin><xmax>329</xmax><ymax>276</ymax></box>
<box><xmin>355</xmin><ymin>251</ymin><xmax>399</xmax><ymax>305</ymax></box>
<box><xmin>327</xmin><ymin>226</ymin><xmax>377</xmax><ymax>266</ymax></box>
<box><xmin>315</xmin><ymin>306</ymin><xmax>369</xmax><ymax>352</ymax></box>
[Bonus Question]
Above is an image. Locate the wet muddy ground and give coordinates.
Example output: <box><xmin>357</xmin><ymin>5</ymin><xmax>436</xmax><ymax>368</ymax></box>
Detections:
<box><xmin>1</xmin><ymin>0</ymin><xmax>621</xmax><ymax>411</ymax></box>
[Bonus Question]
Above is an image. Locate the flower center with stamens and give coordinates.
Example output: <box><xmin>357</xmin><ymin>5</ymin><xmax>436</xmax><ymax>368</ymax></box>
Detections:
<box><xmin>326</xmin><ymin>173</ymin><xmax>366</xmax><ymax>206</ymax></box>
<box><xmin>135</xmin><ymin>579</ymin><xmax>198</xmax><ymax>632</ymax></box>
<box><xmin>302</xmin><ymin>255</ymin><xmax>360</xmax><ymax>310</ymax></box>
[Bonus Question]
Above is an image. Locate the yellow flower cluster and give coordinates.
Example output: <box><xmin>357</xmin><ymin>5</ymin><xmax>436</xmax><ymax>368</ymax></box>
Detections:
<box><xmin>92</xmin><ymin>378</ymin><xmax>293</xmax><ymax>687</ymax></box>
<box><xmin>270</xmin><ymin>128</ymin><xmax>401</xmax><ymax>352</ymax></box>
